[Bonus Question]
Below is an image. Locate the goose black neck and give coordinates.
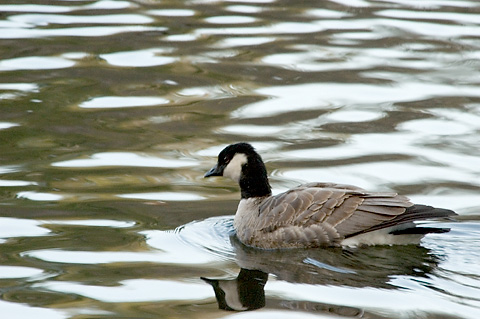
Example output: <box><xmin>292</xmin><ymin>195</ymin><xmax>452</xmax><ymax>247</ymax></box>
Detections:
<box><xmin>239</xmin><ymin>154</ymin><xmax>272</xmax><ymax>199</ymax></box>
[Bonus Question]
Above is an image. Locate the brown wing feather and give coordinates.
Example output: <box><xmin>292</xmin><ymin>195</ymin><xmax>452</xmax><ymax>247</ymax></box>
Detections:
<box><xmin>255</xmin><ymin>183</ymin><xmax>414</xmax><ymax>247</ymax></box>
<box><xmin>324</xmin><ymin>196</ymin><xmax>364</xmax><ymax>226</ymax></box>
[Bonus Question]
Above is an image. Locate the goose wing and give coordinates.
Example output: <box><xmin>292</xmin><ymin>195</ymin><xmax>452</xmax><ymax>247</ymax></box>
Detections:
<box><xmin>255</xmin><ymin>182</ymin><xmax>413</xmax><ymax>246</ymax></box>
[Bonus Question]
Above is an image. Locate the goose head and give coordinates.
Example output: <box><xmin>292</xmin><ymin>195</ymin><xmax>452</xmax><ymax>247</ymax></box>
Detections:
<box><xmin>205</xmin><ymin>143</ymin><xmax>272</xmax><ymax>199</ymax></box>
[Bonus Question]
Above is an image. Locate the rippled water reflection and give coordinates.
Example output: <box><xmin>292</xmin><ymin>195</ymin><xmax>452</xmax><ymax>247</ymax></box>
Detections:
<box><xmin>1</xmin><ymin>0</ymin><xmax>480</xmax><ymax>318</ymax></box>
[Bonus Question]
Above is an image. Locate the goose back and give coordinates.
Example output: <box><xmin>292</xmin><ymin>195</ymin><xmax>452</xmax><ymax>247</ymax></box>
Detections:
<box><xmin>234</xmin><ymin>182</ymin><xmax>418</xmax><ymax>249</ymax></box>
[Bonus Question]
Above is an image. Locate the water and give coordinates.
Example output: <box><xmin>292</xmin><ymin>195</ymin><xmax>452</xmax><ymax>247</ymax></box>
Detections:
<box><xmin>1</xmin><ymin>0</ymin><xmax>480</xmax><ymax>318</ymax></box>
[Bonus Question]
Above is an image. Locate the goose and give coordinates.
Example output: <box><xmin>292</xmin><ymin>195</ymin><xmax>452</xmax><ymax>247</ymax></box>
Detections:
<box><xmin>204</xmin><ymin>142</ymin><xmax>457</xmax><ymax>249</ymax></box>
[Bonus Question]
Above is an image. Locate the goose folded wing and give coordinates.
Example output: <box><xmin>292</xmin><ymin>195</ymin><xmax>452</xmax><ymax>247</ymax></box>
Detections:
<box><xmin>257</xmin><ymin>183</ymin><xmax>414</xmax><ymax>239</ymax></box>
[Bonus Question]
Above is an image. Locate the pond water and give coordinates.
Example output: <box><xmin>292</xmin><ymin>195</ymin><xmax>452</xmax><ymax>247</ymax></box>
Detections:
<box><xmin>1</xmin><ymin>0</ymin><xmax>480</xmax><ymax>318</ymax></box>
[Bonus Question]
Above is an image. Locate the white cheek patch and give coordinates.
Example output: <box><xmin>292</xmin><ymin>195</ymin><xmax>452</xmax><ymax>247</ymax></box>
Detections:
<box><xmin>223</xmin><ymin>153</ymin><xmax>247</xmax><ymax>182</ymax></box>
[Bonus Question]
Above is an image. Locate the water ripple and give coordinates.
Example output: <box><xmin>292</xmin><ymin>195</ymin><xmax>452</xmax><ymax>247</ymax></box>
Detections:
<box><xmin>0</xmin><ymin>56</ymin><xmax>75</xmax><ymax>71</ymax></box>
<box><xmin>232</xmin><ymin>82</ymin><xmax>480</xmax><ymax>119</ymax></box>
<box><xmin>0</xmin><ymin>26</ymin><xmax>165</xmax><ymax>39</ymax></box>
<box><xmin>100</xmin><ymin>49</ymin><xmax>177</xmax><ymax>67</ymax></box>
<box><xmin>9</xmin><ymin>14</ymin><xmax>154</xmax><ymax>26</ymax></box>
<box><xmin>0</xmin><ymin>218</ymin><xmax>51</xmax><ymax>239</ymax></box>
<box><xmin>78</xmin><ymin>96</ymin><xmax>169</xmax><ymax>109</ymax></box>
<box><xmin>52</xmin><ymin>152</ymin><xmax>197</xmax><ymax>168</ymax></box>
<box><xmin>1</xmin><ymin>0</ymin><xmax>480</xmax><ymax>317</ymax></box>
<box><xmin>0</xmin><ymin>0</ymin><xmax>131</xmax><ymax>13</ymax></box>
<box><xmin>36</xmin><ymin>279</ymin><xmax>212</xmax><ymax>303</ymax></box>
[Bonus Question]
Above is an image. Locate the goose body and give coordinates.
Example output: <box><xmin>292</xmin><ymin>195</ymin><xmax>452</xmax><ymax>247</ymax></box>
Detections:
<box><xmin>205</xmin><ymin>143</ymin><xmax>456</xmax><ymax>249</ymax></box>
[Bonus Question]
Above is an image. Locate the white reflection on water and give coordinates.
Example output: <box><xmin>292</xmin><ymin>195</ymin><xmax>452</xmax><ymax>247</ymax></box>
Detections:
<box><xmin>280</xmin><ymin>162</ymin><xmax>476</xmax><ymax>191</ymax></box>
<box><xmin>0</xmin><ymin>26</ymin><xmax>165</xmax><ymax>39</ymax></box>
<box><xmin>218</xmin><ymin>125</ymin><xmax>285</xmax><ymax>137</ymax></box>
<box><xmin>374</xmin><ymin>18</ymin><xmax>480</xmax><ymax>38</ymax></box>
<box><xmin>304</xmin><ymin>9</ymin><xmax>352</xmax><ymax>18</ymax></box>
<box><xmin>78</xmin><ymin>96</ymin><xmax>169</xmax><ymax>109</ymax></box>
<box><xmin>331</xmin><ymin>32</ymin><xmax>385</xmax><ymax>43</ymax></box>
<box><xmin>163</xmin><ymin>34</ymin><xmax>198</xmax><ymax>42</ymax></box>
<box><xmin>214</xmin><ymin>36</ymin><xmax>275</xmax><ymax>48</ymax></box>
<box><xmin>83</xmin><ymin>0</ymin><xmax>131</xmax><ymax>10</ymax></box>
<box><xmin>22</xmin><ymin>217</ymin><xmax>234</xmax><ymax>266</ymax></box>
<box><xmin>279</xmin><ymin>128</ymin><xmax>480</xmax><ymax>198</ymax></box>
<box><xmin>43</xmin><ymin>219</ymin><xmax>135</xmax><ymax>228</ymax></box>
<box><xmin>0</xmin><ymin>166</ymin><xmax>20</xmax><ymax>174</ymax></box>
<box><xmin>0</xmin><ymin>4</ymin><xmax>72</xmax><ymax>13</ymax></box>
<box><xmin>118</xmin><ymin>192</ymin><xmax>205</xmax><ymax>201</ymax></box>
<box><xmin>195</xmin><ymin>22</ymin><xmax>325</xmax><ymax>36</ymax></box>
<box><xmin>0</xmin><ymin>217</ymin><xmax>50</xmax><ymax>239</ymax></box>
<box><xmin>0</xmin><ymin>0</ymin><xmax>131</xmax><ymax>13</ymax></box>
<box><xmin>205</xmin><ymin>15</ymin><xmax>257</xmax><ymax>24</ymax></box>
<box><xmin>225</xmin><ymin>0</ymin><xmax>276</xmax><ymax>3</ymax></box>
<box><xmin>15</xmin><ymin>217</ymin><xmax>232</xmax><ymax>267</ymax></box>
<box><xmin>0</xmin><ymin>266</ymin><xmax>43</xmax><ymax>279</ymax></box>
<box><xmin>232</xmin><ymin>82</ymin><xmax>480</xmax><ymax>118</ymax></box>
<box><xmin>0</xmin><ymin>300</ymin><xmax>66</xmax><ymax>319</ymax></box>
<box><xmin>262</xmin><ymin>44</ymin><xmax>458</xmax><ymax>72</ymax></box>
<box><xmin>25</xmin><ymin>249</ymin><xmax>217</xmax><ymax>265</ymax></box>
<box><xmin>52</xmin><ymin>152</ymin><xmax>197</xmax><ymax>168</ymax></box>
<box><xmin>25</xmin><ymin>228</ymin><xmax>225</xmax><ymax>265</ymax></box>
<box><xmin>377</xmin><ymin>10</ymin><xmax>480</xmax><ymax>24</ymax></box>
<box><xmin>0</xmin><ymin>180</ymin><xmax>36</xmax><ymax>187</ymax></box>
<box><xmin>399</xmin><ymin>119</ymin><xmax>471</xmax><ymax>135</ymax></box>
<box><xmin>220</xmin><ymin>310</ymin><xmax>344</xmax><ymax>319</ymax></box>
<box><xmin>330</xmin><ymin>0</ymin><xmax>370</xmax><ymax>7</ymax></box>
<box><xmin>100</xmin><ymin>49</ymin><xmax>177</xmax><ymax>67</ymax></box>
<box><xmin>286</xmin><ymin>130</ymin><xmax>477</xmax><ymax>160</ymax></box>
<box><xmin>226</xmin><ymin>5</ymin><xmax>264</xmax><ymax>13</ymax></box>
<box><xmin>38</xmin><ymin>279</ymin><xmax>212</xmax><ymax>303</ymax></box>
<box><xmin>175</xmin><ymin>84</ymin><xmax>246</xmax><ymax>101</ymax></box>
<box><xmin>374</xmin><ymin>0</ymin><xmax>478</xmax><ymax>9</ymax></box>
<box><xmin>267</xmin><ymin>279</ymin><xmax>480</xmax><ymax>319</ymax></box>
<box><xmin>0</xmin><ymin>56</ymin><xmax>75</xmax><ymax>71</ymax></box>
<box><xmin>9</xmin><ymin>14</ymin><xmax>153</xmax><ymax>26</ymax></box>
<box><xmin>426</xmin><ymin>108</ymin><xmax>480</xmax><ymax>131</ymax></box>
<box><xmin>17</xmin><ymin>191</ymin><xmax>64</xmax><ymax>201</ymax></box>
<box><xmin>0</xmin><ymin>122</ymin><xmax>20</xmax><ymax>130</ymax></box>
<box><xmin>317</xmin><ymin>18</ymin><xmax>480</xmax><ymax>38</ymax></box>
<box><xmin>148</xmin><ymin>9</ymin><xmax>196</xmax><ymax>16</ymax></box>
<box><xmin>62</xmin><ymin>52</ymin><xmax>89</xmax><ymax>60</ymax></box>
<box><xmin>324</xmin><ymin>110</ymin><xmax>384</xmax><ymax>122</ymax></box>
<box><xmin>0</xmin><ymin>83</ymin><xmax>38</xmax><ymax>91</ymax></box>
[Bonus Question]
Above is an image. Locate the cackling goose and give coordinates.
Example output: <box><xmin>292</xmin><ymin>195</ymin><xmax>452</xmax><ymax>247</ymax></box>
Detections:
<box><xmin>204</xmin><ymin>142</ymin><xmax>456</xmax><ymax>249</ymax></box>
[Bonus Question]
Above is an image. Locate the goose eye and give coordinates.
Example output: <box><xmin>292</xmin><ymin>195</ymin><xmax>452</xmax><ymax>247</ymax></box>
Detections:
<box><xmin>224</xmin><ymin>156</ymin><xmax>230</xmax><ymax>164</ymax></box>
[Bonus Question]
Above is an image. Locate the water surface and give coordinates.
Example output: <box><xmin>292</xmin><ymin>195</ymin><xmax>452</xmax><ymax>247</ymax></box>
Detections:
<box><xmin>1</xmin><ymin>0</ymin><xmax>480</xmax><ymax>318</ymax></box>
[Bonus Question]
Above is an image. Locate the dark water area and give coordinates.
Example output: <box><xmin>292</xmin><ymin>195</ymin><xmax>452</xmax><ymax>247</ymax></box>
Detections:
<box><xmin>1</xmin><ymin>0</ymin><xmax>480</xmax><ymax>318</ymax></box>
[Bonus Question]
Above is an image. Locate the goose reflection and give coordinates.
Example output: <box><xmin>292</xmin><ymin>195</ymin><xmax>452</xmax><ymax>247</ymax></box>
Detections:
<box><xmin>202</xmin><ymin>234</ymin><xmax>442</xmax><ymax>311</ymax></box>
<box><xmin>231</xmin><ymin>235</ymin><xmax>442</xmax><ymax>287</ymax></box>
<box><xmin>201</xmin><ymin>268</ymin><xmax>268</xmax><ymax>311</ymax></box>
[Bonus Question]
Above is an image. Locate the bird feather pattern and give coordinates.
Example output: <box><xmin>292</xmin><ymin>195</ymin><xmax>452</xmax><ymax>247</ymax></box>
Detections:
<box><xmin>237</xmin><ymin>182</ymin><xmax>416</xmax><ymax>248</ymax></box>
